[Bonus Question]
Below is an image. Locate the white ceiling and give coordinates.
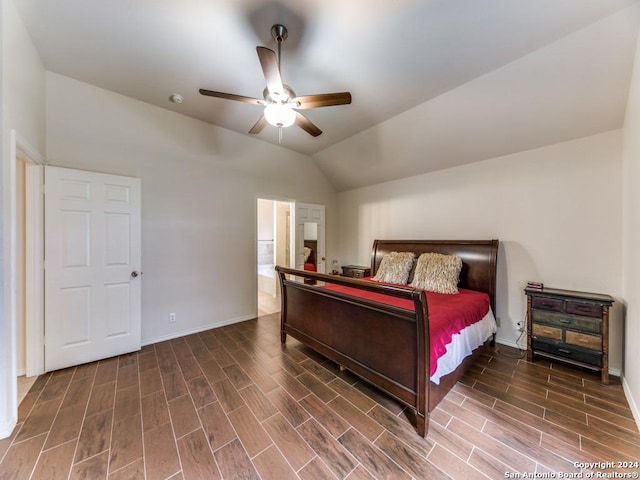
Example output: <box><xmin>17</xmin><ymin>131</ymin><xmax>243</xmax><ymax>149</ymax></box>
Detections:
<box><xmin>15</xmin><ymin>0</ymin><xmax>640</xmax><ymax>190</ymax></box>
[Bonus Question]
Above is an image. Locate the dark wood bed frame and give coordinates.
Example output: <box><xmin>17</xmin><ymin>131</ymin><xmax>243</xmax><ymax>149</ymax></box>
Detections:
<box><xmin>275</xmin><ymin>239</ymin><xmax>499</xmax><ymax>436</ymax></box>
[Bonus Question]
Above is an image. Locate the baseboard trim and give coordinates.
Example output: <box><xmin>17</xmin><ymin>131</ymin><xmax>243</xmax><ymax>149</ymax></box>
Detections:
<box><xmin>494</xmin><ymin>337</ymin><xmax>621</xmax><ymax>377</ymax></box>
<box><xmin>495</xmin><ymin>337</ymin><xmax>526</xmax><ymax>351</ymax></box>
<box><xmin>0</xmin><ymin>415</ymin><xmax>17</xmax><ymax>440</ymax></box>
<box><xmin>622</xmin><ymin>375</ymin><xmax>640</xmax><ymax>432</ymax></box>
<box><xmin>141</xmin><ymin>314</ymin><xmax>256</xmax><ymax>347</ymax></box>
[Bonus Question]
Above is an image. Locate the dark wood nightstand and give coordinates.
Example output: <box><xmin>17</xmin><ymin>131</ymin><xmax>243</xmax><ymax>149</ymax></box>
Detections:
<box><xmin>525</xmin><ymin>286</ymin><xmax>614</xmax><ymax>384</ymax></box>
<box><xmin>341</xmin><ymin>265</ymin><xmax>371</xmax><ymax>279</ymax></box>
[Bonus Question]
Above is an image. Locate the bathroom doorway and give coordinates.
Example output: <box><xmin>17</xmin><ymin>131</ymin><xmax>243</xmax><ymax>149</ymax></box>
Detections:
<box><xmin>257</xmin><ymin>198</ymin><xmax>292</xmax><ymax>316</ymax></box>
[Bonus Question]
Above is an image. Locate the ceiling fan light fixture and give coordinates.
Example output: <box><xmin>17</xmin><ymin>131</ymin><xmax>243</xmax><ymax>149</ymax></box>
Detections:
<box><xmin>264</xmin><ymin>103</ymin><xmax>296</xmax><ymax>128</ymax></box>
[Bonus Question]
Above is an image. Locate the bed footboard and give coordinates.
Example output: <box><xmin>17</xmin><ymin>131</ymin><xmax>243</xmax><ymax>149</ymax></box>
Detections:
<box><xmin>276</xmin><ymin>268</ymin><xmax>431</xmax><ymax>435</ymax></box>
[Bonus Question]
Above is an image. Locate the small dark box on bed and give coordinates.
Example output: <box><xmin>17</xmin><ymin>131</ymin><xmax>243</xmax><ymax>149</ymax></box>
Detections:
<box><xmin>341</xmin><ymin>265</ymin><xmax>371</xmax><ymax>278</ymax></box>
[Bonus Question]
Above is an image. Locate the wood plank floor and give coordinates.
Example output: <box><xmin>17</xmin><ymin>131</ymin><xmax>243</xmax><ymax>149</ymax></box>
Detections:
<box><xmin>1</xmin><ymin>314</ymin><xmax>639</xmax><ymax>480</ymax></box>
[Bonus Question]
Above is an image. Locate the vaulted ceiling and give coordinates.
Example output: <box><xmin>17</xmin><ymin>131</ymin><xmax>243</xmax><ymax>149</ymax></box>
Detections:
<box><xmin>16</xmin><ymin>0</ymin><xmax>640</xmax><ymax>190</ymax></box>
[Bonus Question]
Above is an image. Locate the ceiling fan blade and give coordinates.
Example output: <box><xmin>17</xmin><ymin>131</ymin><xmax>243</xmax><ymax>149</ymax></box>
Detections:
<box><xmin>257</xmin><ymin>47</ymin><xmax>285</xmax><ymax>98</ymax></box>
<box><xmin>295</xmin><ymin>112</ymin><xmax>322</xmax><ymax>137</ymax></box>
<box><xmin>199</xmin><ymin>89</ymin><xmax>264</xmax><ymax>105</ymax></box>
<box><xmin>293</xmin><ymin>92</ymin><xmax>352</xmax><ymax>109</ymax></box>
<box><xmin>249</xmin><ymin>115</ymin><xmax>268</xmax><ymax>134</ymax></box>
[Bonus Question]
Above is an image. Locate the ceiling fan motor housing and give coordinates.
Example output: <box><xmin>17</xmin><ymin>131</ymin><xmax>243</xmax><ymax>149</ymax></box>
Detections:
<box><xmin>263</xmin><ymin>85</ymin><xmax>296</xmax><ymax>104</ymax></box>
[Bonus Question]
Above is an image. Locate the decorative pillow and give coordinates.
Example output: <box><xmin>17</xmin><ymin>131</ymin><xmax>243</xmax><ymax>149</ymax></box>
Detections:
<box><xmin>372</xmin><ymin>252</ymin><xmax>415</xmax><ymax>285</ymax></box>
<box><xmin>410</xmin><ymin>252</ymin><xmax>462</xmax><ymax>294</ymax></box>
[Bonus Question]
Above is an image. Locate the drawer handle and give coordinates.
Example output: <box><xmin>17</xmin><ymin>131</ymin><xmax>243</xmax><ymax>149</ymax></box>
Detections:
<box><xmin>559</xmin><ymin>319</ymin><xmax>572</xmax><ymax>324</ymax></box>
<box><xmin>574</xmin><ymin>305</ymin><xmax>592</xmax><ymax>311</ymax></box>
<box><xmin>558</xmin><ymin>349</ymin><xmax>572</xmax><ymax>354</ymax></box>
<box><xmin>541</xmin><ymin>302</ymin><xmax>555</xmax><ymax>307</ymax></box>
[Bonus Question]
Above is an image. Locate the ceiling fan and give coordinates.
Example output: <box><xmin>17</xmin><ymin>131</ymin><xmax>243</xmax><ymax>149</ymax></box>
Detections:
<box><xmin>199</xmin><ymin>24</ymin><xmax>352</xmax><ymax>139</ymax></box>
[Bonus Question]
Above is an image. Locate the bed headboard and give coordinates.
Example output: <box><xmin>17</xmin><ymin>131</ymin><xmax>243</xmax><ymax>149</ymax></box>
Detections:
<box><xmin>371</xmin><ymin>239</ymin><xmax>499</xmax><ymax>313</ymax></box>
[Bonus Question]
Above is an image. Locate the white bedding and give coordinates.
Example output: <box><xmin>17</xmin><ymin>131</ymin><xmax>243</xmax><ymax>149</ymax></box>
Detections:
<box><xmin>430</xmin><ymin>307</ymin><xmax>497</xmax><ymax>384</ymax></box>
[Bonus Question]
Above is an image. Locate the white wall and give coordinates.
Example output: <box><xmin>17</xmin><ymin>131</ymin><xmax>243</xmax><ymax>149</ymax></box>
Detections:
<box><xmin>337</xmin><ymin>131</ymin><xmax>624</xmax><ymax>372</ymax></box>
<box><xmin>622</xmin><ymin>24</ymin><xmax>640</xmax><ymax>426</ymax></box>
<box><xmin>0</xmin><ymin>0</ymin><xmax>46</xmax><ymax>438</ymax></box>
<box><xmin>45</xmin><ymin>72</ymin><xmax>337</xmax><ymax>345</ymax></box>
<box><xmin>257</xmin><ymin>199</ymin><xmax>275</xmax><ymax>242</ymax></box>
<box><xmin>0</xmin><ymin>0</ymin><xmax>7</xmax><ymax>441</ymax></box>
<box><xmin>1</xmin><ymin>2</ymin><xmax>45</xmax><ymax>155</ymax></box>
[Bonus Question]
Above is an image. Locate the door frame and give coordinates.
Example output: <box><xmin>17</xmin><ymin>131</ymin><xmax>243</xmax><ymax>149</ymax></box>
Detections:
<box><xmin>14</xmin><ymin>132</ymin><xmax>45</xmax><ymax>377</ymax></box>
<box><xmin>25</xmin><ymin>163</ymin><xmax>44</xmax><ymax>376</ymax></box>
<box><xmin>1</xmin><ymin>130</ymin><xmax>45</xmax><ymax>439</ymax></box>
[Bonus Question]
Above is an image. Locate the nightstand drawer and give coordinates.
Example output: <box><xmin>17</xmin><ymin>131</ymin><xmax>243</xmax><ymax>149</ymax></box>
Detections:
<box><xmin>531</xmin><ymin>296</ymin><xmax>563</xmax><ymax>312</ymax></box>
<box><xmin>532</xmin><ymin>339</ymin><xmax>602</xmax><ymax>367</ymax></box>
<box><xmin>531</xmin><ymin>310</ymin><xmax>601</xmax><ymax>334</ymax></box>
<box><xmin>566</xmin><ymin>331</ymin><xmax>601</xmax><ymax>351</ymax></box>
<box><xmin>566</xmin><ymin>301</ymin><xmax>601</xmax><ymax>318</ymax></box>
<box><xmin>532</xmin><ymin>324</ymin><xmax>562</xmax><ymax>341</ymax></box>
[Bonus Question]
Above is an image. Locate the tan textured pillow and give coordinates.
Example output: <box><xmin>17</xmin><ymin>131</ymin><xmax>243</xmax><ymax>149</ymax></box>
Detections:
<box><xmin>410</xmin><ymin>252</ymin><xmax>462</xmax><ymax>294</ymax></box>
<box><xmin>373</xmin><ymin>252</ymin><xmax>415</xmax><ymax>285</ymax></box>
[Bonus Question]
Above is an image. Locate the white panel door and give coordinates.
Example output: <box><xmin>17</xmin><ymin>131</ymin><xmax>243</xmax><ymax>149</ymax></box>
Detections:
<box><xmin>294</xmin><ymin>202</ymin><xmax>326</xmax><ymax>273</ymax></box>
<box><xmin>44</xmin><ymin>166</ymin><xmax>141</xmax><ymax>371</ymax></box>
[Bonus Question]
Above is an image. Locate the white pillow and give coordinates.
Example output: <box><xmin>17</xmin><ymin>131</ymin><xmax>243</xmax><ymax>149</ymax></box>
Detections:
<box><xmin>410</xmin><ymin>252</ymin><xmax>462</xmax><ymax>294</ymax></box>
<box><xmin>372</xmin><ymin>252</ymin><xmax>415</xmax><ymax>285</ymax></box>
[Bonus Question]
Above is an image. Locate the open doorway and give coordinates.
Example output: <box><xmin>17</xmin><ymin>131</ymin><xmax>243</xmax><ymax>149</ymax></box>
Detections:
<box><xmin>6</xmin><ymin>131</ymin><xmax>45</xmax><ymax>428</ymax></box>
<box><xmin>15</xmin><ymin>153</ymin><xmax>35</xmax><ymax>403</ymax></box>
<box><xmin>257</xmin><ymin>198</ymin><xmax>292</xmax><ymax>316</ymax></box>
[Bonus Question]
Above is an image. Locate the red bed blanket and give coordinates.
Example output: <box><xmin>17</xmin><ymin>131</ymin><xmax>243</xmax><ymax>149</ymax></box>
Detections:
<box><xmin>320</xmin><ymin>281</ymin><xmax>490</xmax><ymax>376</ymax></box>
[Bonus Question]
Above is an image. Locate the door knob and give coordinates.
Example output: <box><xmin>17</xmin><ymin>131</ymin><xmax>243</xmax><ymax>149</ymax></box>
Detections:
<box><xmin>131</xmin><ymin>271</ymin><xmax>141</xmax><ymax>278</ymax></box>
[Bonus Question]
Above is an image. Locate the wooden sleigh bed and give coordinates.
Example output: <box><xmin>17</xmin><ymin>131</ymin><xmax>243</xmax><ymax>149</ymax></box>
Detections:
<box><xmin>275</xmin><ymin>239</ymin><xmax>499</xmax><ymax>437</ymax></box>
